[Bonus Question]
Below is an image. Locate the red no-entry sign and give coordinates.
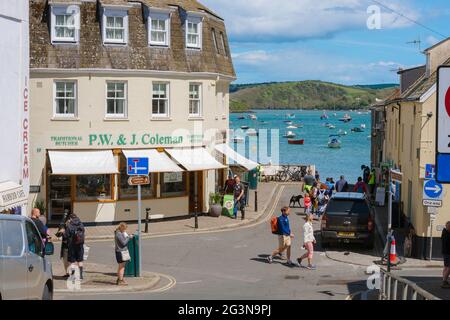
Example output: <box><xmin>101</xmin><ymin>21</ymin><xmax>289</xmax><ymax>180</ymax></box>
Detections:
<box><xmin>437</xmin><ymin>66</ymin><xmax>450</xmax><ymax>154</ymax></box>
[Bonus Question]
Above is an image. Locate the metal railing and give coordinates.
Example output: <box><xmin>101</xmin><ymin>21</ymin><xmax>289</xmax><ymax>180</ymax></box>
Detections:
<box><xmin>379</xmin><ymin>268</ymin><xmax>441</xmax><ymax>300</ymax></box>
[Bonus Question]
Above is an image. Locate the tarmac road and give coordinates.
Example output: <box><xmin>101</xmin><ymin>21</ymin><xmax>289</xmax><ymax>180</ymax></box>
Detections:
<box><xmin>55</xmin><ymin>185</ymin><xmax>376</xmax><ymax>300</ymax></box>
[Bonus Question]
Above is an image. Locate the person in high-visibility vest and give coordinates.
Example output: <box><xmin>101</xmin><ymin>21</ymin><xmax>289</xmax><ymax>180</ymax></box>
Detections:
<box><xmin>368</xmin><ymin>168</ymin><xmax>376</xmax><ymax>196</ymax></box>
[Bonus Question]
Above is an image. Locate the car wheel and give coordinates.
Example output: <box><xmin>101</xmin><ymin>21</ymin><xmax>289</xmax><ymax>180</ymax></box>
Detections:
<box><xmin>42</xmin><ymin>284</ymin><xmax>53</xmax><ymax>301</ymax></box>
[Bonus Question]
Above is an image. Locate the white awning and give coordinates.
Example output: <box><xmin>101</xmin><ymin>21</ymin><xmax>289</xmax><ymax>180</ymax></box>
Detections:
<box><xmin>0</xmin><ymin>181</ymin><xmax>27</xmax><ymax>211</ymax></box>
<box><xmin>215</xmin><ymin>144</ymin><xmax>259</xmax><ymax>171</ymax></box>
<box><xmin>122</xmin><ymin>149</ymin><xmax>183</xmax><ymax>173</ymax></box>
<box><xmin>166</xmin><ymin>148</ymin><xmax>226</xmax><ymax>171</ymax></box>
<box><xmin>48</xmin><ymin>151</ymin><xmax>118</xmax><ymax>175</ymax></box>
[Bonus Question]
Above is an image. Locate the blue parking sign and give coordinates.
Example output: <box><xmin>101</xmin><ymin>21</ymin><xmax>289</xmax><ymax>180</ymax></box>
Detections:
<box><xmin>127</xmin><ymin>157</ymin><xmax>149</xmax><ymax>176</ymax></box>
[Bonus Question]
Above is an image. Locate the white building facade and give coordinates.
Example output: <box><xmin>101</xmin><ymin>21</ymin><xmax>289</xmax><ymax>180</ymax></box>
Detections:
<box><xmin>0</xmin><ymin>0</ymin><xmax>30</xmax><ymax>215</ymax></box>
<box><xmin>29</xmin><ymin>0</ymin><xmax>238</xmax><ymax>225</ymax></box>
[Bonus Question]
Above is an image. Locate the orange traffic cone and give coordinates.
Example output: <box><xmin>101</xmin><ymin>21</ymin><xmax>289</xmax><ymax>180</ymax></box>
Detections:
<box><xmin>390</xmin><ymin>238</ymin><xmax>397</xmax><ymax>265</ymax></box>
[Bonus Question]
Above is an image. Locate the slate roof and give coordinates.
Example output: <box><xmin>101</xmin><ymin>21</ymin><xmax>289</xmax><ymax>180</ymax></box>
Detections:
<box><xmin>399</xmin><ymin>57</ymin><xmax>450</xmax><ymax>101</ymax></box>
<box><xmin>30</xmin><ymin>0</ymin><xmax>236</xmax><ymax>78</ymax></box>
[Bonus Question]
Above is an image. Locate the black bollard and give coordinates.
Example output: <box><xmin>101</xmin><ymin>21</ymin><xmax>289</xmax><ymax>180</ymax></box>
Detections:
<box><xmin>254</xmin><ymin>190</ymin><xmax>258</xmax><ymax>212</ymax></box>
<box><xmin>144</xmin><ymin>208</ymin><xmax>151</xmax><ymax>233</ymax></box>
<box><xmin>194</xmin><ymin>198</ymin><xmax>199</xmax><ymax>229</ymax></box>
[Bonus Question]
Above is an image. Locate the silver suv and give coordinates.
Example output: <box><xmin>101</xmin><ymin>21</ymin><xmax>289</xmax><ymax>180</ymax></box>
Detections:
<box><xmin>0</xmin><ymin>214</ymin><xmax>54</xmax><ymax>300</ymax></box>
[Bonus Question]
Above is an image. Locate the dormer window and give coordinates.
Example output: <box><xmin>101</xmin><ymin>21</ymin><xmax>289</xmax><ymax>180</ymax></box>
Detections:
<box><xmin>50</xmin><ymin>5</ymin><xmax>80</xmax><ymax>43</ymax></box>
<box><xmin>186</xmin><ymin>15</ymin><xmax>202</xmax><ymax>49</ymax></box>
<box><xmin>102</xmin><ymin>9</ymin><xmax>128</xmax><ymax>45</ymax></box>
<box><xmin>148</xmin><ymin>12</ymin><xmax>170</xmax><ymax>47</ymax></box>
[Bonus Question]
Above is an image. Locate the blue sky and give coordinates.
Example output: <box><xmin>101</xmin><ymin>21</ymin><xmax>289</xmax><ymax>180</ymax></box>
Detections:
<box><xmin>202</xmin><ymin>0</ymin><xmax>450</xmax><ymax>85</ymax></box>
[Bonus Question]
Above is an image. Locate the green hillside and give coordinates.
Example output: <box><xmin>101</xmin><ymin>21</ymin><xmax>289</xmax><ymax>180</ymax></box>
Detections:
<box><xmin>230</xmin><ymin>81</ymin><xmax>398</xmax><ymax>112</ymax></box>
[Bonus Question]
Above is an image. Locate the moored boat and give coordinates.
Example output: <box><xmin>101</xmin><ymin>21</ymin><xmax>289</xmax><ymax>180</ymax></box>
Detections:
<box><xmin>283</xmin><ymin>131</ymin><xmax>296</xmax><ymax>138</ymax></box>
<box><xmin>339</xmin><ymin>114</ymin><xmax>352</xmax><ymax>122</ymax></box>
<box><xmin>288</xmin><ymin>139</ymin><xmax>305</xmax><ymax>145</ymax></box>
<box><xmin>328</xmin><ymin>135</ymin><xmax>341</xmax><ymax>148</ymax></box>
<box><xmin>240</xmin><ymin>125</ymin><xmax>249</xmax><ymax>130</ymax></box>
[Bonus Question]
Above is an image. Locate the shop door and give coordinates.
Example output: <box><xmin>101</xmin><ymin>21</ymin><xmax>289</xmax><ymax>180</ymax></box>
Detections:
<box><xmin>189</xmin><ymin>171</ymin><xmax>204</xmax><ymax>214</ymax></box>
<box><xmin>48</xmin><ymin>175</ymin><xmax>72</xmax><ymax>223</ymax></box>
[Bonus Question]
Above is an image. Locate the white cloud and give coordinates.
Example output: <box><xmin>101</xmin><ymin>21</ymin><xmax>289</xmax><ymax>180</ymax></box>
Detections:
<box><xmin>232</xmin><ymin>48</ymin><xmax>404</xmax><ymax>84</ymax></box>
<box><xmin>201</xmin><ymin>0</ymin><xmax>419</xmax><ymax>42</ymax></box>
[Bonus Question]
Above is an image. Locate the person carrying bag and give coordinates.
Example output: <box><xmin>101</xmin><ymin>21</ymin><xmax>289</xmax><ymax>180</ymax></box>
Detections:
<box><xmin>115</xmin><ymin>222</ymin><xmax>133</xmax><ymax>286</ymax></box>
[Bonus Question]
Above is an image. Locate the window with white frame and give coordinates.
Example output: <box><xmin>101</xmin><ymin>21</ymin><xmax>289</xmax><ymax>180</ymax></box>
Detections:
<box><xmin>50</xmin><ymin>5</ymin><xmax>80</xmax><ymax>43</ymax></box>
<box><xmin>220</xmin><ymin>32</ymin><xmax>228</xmax><ymax>57</ymax></box>
<box><xmin>186</xmin><ymin>16</ymin><xmax>202</xmax><ymax>49</ymax></box>
<box><xmin>102</xmin><ymin>9</ymin><xmax>128</xmax><ymax>44</ymax></box>
<box><xmin>211</xmin><ymin>29</ymin><xmax>219</xmax><ymax>53</ymax></box>
<box><xmin>149</xmin><ymin>12</ymin><xmax>170</xmax><ymax>46</ymax></box>
<box><xmin>189</xmin><ymin>83</ymin><xmax>202</xmax><ymax>117</ymax></box>
<box><xmin>54</xmin><ymin>81</ymin><xmax>77</xmax><ymax>117</ymax></box>
<box><xmin>106</xmin><ymin>82</ymin><xmax>127</xmax><ymax>118</ymax></box>
<box><xmin>152</xmin><ymin>83</ymin><xmax>169</xmax><ymax>117</ymax></box>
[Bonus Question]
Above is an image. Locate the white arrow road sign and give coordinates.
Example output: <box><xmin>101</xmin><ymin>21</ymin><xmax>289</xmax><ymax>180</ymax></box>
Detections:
<box><xmin>425</xmin><ymin>184</ymin><xmax>442</xmax><ymax>194</ymax></box>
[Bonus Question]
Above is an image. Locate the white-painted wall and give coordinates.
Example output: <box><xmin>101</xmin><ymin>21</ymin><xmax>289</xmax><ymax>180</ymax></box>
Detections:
<box><xmin>0</xmin><ymin>0</ymin><xmax>30</xmax><ymax>214</ymax></box>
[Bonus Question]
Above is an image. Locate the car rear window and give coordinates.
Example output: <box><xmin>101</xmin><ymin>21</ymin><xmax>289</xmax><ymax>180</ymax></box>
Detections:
<box><xmin>326</xmin><ymin>199</ymin><xmax>370</xmax><ymax>216</ymax></box>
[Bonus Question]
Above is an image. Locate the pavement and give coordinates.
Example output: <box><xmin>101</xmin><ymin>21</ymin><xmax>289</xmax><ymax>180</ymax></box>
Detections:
<box><xmin>49</xmin><ymin>182</ymin><xmax>283</xmax><ymax>242</ymax></box>
<box><xmin>52</xmin><ymin>261</ymin><xmax>162</xmax><ymax>294</ymax></box>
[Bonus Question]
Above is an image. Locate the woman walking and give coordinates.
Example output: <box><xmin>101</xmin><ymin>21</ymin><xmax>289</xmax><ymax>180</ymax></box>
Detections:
<box><xmin>115</xmin><ymin>222</ymin><xmax>133</xmax><ymax>285</ymax></box>
<box><xmin>297</xmin><ymin>214</ymin><xmax>317</xmax><ymax>270</ymax></box>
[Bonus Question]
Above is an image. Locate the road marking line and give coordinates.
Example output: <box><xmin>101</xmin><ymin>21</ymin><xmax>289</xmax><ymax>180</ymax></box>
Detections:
<box><xmin>178</xmin><ymin>280</ymin><xmax>203</xmax><ymax>284</ymax></box>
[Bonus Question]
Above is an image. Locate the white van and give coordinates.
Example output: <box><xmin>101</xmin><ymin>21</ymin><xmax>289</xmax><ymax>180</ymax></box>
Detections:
<box><xmin>0</xmin><ymin>215</ymin><xmax>54</xmax><ymax>300</ymax></box>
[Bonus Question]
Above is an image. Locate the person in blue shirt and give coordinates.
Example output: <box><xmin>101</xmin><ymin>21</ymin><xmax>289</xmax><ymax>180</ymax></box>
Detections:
<box><xmin>267</xmin><ymin>207</ymin><xmax>295</xmax><ymax>266</ymax></box>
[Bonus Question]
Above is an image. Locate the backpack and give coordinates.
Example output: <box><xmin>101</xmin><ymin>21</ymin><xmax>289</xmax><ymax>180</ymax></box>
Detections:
<box><xmin>70</xmin><ymin>224</ymin><xmax>85</xmax><ymax>245</ymax></box>
<box><xmin>356</xmin><ymin>183</ymin><xmax>365</xmax><ymax>193</ymax></box>
<box><xmin>270</xmin><ymin>217</ymin><xmax>279</xmax><ymax>234</ymax></box>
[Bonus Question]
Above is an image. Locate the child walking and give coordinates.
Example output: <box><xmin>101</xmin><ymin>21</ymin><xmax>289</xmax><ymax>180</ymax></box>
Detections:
<box><xmin>303</xmin><ymin>193</ymin><xmax>312</xmax><ymax>215</ymax></box>
<box><xmin>297</xmin><ymin>214</ymin><xmax>317</xmax><ymax>270</ymax></box>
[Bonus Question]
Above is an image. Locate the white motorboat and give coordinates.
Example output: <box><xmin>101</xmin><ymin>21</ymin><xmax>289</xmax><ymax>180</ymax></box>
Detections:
<box><xmin>328</xmin><ymin>135</ymin><xmax>342</xmax><ymax>148</ymax></box>
<box><xmin>360</xmin><ymin>124</ymin><xmax>366</xmax><ymax>129</ymax></box>
<box><xmin>286</xmin><ymin>125</ymin><xmax>298</xmax><ymax>129</ymax></box>
<box><xmin>283</xmin><ymin>131</ymin><xmax>296</xmax><ymax>138</ymax></box>
<box><xmin>240</xmin><ymin>125</ymin><xmax>249</xmax><ymax>130</ymax></box>
<box><xmin>249</xmin><ymin>114</ymin><xmax>257</xmax><ymax>120</ymax></box>
<box><xmin>337</xmin><ymin>129</ymin><xmax>348</xmax><ymax>136</ymax></box>
<box><xmin>339</xmin><ymin>114</ymin><xmax>352</xmax><ymax>123</ymax></box>
<box><xmin>328</xmin><ymin>125</ymin><xmax>336</xmax><ymax>129</ymax></box>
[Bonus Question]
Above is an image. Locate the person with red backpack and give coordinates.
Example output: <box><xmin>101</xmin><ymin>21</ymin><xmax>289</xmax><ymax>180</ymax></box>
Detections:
<box><xmin>353</xmin><ymin>177</ymin><xmax>368</xmax><ymax>194</ymax></box>
<box><xmin>268</xmin><ymin>207</ymin><xmax>295</xmax><ymax>266</ymax></box>
<box><xmin>64</xmin><ymin>213</ymin><xmax>86</xmax><ymax>280</ymax></box>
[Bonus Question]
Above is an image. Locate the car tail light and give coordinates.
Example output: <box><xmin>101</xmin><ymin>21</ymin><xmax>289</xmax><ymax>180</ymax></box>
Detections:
<box><xmin>368</xmin><ymin>215</ymin><xmax>374</xmax><ymax>232</ymax></box>
<box><xmin>321</xmin><ymin>214</ymin><xmax>328</xmax><ymax>229</ymax></box>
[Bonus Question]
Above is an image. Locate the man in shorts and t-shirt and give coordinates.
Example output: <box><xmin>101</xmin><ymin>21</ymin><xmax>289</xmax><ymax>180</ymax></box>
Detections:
<box><xmin>267</xmin><ymin>207</ymin><xmax>295</xmax><ymax>266</ymax></box>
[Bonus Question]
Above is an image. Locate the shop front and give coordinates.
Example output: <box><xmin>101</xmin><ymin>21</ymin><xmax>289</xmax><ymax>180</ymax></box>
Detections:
<box><xmin>44</xmin><ymin>147</ymin><xmax>226</xmax><ymax>226</ymax></box>
<box><xmin>0</xmin><ymin>181</ymin><xmax>28</xmax><ymax>215</ymax></box>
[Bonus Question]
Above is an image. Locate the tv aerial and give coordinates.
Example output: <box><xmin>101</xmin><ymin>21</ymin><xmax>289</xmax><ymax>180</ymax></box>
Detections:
<box><xmin>406</xmin><ymin>36</ymin><xmax>421</xmax><ymax>51</ymax></box>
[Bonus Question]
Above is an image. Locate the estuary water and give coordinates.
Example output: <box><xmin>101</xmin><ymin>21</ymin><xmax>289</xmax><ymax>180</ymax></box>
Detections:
<box><xmin>229</xmin><ymin>109</ymin><xmax>372</xmax><ymax>183</ymax></box>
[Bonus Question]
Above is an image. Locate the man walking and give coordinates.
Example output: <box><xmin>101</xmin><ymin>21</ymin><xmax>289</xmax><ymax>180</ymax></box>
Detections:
<box><xmin>335</xmin><ymin>175</ymin><xmax>348</xmax><ymax>192</ymax></box>
<box><xmin>31</xmin><ymin>208</ymin><xmax>48</xmax><ymax>241</ymax></box>
<box><xmin>268</xmin><ymin>207</ymin><xmax>295</xmax><ymax>266</ymax></box>
<box><xmin>65</xmin><ymin>213</ymin><xmax>86</xmax><ymax>280</ymax></box>
<box><xmin>303</xmin><ymin>170</ymin><xmax>315</xmax><ymax>193</ymax></box>
<box><xmin>441</xmin><ymin>221</ymin><xmax>450</xmax><ymax>289</ymax></box>
<box><xmin>233</xmin><ymin>176</ymin><xmax>245</xmax><ymax>220</ymax></box>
